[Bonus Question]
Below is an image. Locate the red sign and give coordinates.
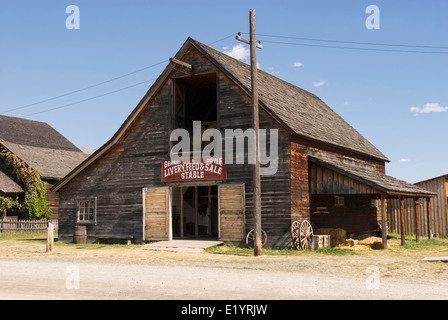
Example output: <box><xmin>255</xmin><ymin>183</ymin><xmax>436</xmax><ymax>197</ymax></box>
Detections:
<box><xmin>162</xmin><ymin>157</ymin><xmax>227</xmax><ymax>182</ymax></box>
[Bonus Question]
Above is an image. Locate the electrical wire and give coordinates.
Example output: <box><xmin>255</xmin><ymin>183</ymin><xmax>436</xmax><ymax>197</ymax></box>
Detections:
<box><xmin>259</xmin><ymin>39</ymin><xmax>448</xmax><ymax>55</ymax></box>
<box><xmin>21</xmin><ymin>78</ymin><xmax>158</xmax><ymax>117</ymax></box>
<box><xmin>242</xmin><ymin>32</ymin><xmax>448</xmax><ymax>50</ymax></box>
<box><xmin>2</xmin><ymin>33</ymin><xmax>236</xmax><ymax>117</ymax></box>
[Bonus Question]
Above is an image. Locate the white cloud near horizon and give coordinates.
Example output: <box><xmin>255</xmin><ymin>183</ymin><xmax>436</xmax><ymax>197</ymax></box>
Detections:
<box><xmin>398</xmin><ymin>158</ymin><xmax>410</xmax><ymax>163</ymax></box>
<box><xmin>223</xmin><ymin>45</ymin><xmax>250</xmax><ymax>61</ymax></box>
<box><xmin>313</xmin><ymin>80</ymin><xmax>325</xmax><ymax>87</ymax></box>
<box><xmin>410</xmin><ymin>103</ymin><xmax>448</xmax><ymax>113</ymax></box>
<box><xmin>293</xmin><ymin>62</ymin><xmax>304</xmax><ymax>67</ymax></box>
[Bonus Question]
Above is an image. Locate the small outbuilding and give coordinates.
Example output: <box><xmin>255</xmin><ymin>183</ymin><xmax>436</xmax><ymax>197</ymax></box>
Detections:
<box><xmin>0</xmin><ymin>115</ymin><xmax>89</xmax><ymax>219</ymax></box>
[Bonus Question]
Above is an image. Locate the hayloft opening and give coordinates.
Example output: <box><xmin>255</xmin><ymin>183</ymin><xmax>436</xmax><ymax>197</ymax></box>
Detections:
<box><xmin>172</xmin><ymin>73</ymin><xmax>217</xmax><ymax>137</ymax></box>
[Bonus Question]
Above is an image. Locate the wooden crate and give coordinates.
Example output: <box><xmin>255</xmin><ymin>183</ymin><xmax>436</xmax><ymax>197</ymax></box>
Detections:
<box><xmin>311</xmin><ymin>235</ymin><xmax>331</xmax><ymax>250</ymax></box>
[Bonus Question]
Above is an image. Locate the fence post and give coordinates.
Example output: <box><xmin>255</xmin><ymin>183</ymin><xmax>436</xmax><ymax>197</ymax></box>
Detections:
<box><xmin>46</xmin><ymin>222</ymin><xmax>54</xmax><ymax>253</ymax></box>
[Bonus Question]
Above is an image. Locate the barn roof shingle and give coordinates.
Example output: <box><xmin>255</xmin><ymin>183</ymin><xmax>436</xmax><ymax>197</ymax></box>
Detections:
<box><xmin>0</xmin><ymin>170</ymin><xmax>24</xmax><ymax>195</ymax></box>
<box><xmin>0</xmin><ymin>115</ymin><xmax>89</xmax><ymax>180</ymax></box>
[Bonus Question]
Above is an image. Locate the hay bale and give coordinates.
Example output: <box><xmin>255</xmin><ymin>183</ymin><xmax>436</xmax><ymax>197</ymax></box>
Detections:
<box><xmin>315</xmin><ymin>228</ymin><xmax>347</xmax><ymax>247</ymax></box>
<box><xmin>359</xmin><ymin>237</ymin><xmax>383</xmax><ymax>250</ymax></box>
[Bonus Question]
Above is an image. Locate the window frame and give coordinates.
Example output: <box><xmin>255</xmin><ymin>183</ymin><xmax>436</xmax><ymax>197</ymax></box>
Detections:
<box><xmin>334</xmin><ymin>196</ymin><xmax>345</xmax><ymax>207</ymax></box>
<box><xmin>76</xmin><ymin>198</ymin><xmax>97</xmax><ymax>224</ymax></box>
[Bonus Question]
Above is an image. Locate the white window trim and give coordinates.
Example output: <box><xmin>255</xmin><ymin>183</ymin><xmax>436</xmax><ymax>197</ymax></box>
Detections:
<box><xmin>77</xmin><ymin>197</ymin><xmax>97</xmax><ymax>224</ymax></box>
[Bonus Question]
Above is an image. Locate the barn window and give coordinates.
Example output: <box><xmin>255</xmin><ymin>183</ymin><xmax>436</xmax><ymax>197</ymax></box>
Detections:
<box><xmin>172</xmin><ymin>73</ymin><xmax>217</xmax><ymax>139</ymax></box>
<box><xmin>334</xmin><ymin>196</ymin><xmax>344</xmax><ymax>207</ymax></box>
<box><xmin>77</xmin><ymin>199</ymin><xmax>96</xmax><ymax>223</ymax></box>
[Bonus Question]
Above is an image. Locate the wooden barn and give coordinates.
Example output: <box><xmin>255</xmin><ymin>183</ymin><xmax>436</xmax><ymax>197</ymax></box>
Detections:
<box><xmin>0</xmin><ymin>115</ymin><xmax>89</xmax><ymax>219</ymax></box>
<box><xmin>52</xmin><ymin>37</ymin><xmax>435</xmax><ymax>247</ymax></box>
<box><xmin>388</xmin><ymin>174</ymin><xmax>448</xmax><ymax>237</ymax></box>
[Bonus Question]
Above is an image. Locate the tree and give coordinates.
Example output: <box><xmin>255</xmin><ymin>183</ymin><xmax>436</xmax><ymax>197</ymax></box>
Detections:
<box><xmin>0</xmin><ymin>196</ymin><xmax>20</xmax><ymax>219</ymax></box>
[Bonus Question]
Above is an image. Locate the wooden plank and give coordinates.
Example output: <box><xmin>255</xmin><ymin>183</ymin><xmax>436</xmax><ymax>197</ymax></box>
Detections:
<box><xmin>400</xmin><ymin>196</ymin><xmax>406</xmax><ymax>246</ymax></box>
<box><xmin>219</xmin><ymin>184</ymin><xmax>245</xmax><ymax>242</ymax></box>
<box><xmin>427</xmin><ymin>198</ymin><xmax>433</xmax><ymax>240</ymax></box>
<box><xmin>414</xmin><ymin>197</ymin><xmax>420</xmax><ymax>242</ymax></box>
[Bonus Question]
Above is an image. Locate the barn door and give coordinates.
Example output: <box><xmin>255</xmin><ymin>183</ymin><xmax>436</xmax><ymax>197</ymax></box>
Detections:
<box><xmin>218</xmin><ymin>184</ymin><xmax>245</xmax><ymax>242</ymax></box>
<box><xmin>143</xmin><ymin>187</ymin><xmax>172</xmax><ymax>241</ymax></box>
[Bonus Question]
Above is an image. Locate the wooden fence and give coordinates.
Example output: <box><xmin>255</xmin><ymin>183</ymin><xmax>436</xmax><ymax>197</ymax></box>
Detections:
<box><xmin>0</xmin><ymin>219</ymin><xmax>58</xmax><ymax>235</ymax></box>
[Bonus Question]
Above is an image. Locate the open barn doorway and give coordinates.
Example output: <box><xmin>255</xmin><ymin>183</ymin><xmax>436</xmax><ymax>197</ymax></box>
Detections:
<box><xmin>171</xmin><ymin>185</ymin><xmax>218</xmax><ymax>239</ymax></box>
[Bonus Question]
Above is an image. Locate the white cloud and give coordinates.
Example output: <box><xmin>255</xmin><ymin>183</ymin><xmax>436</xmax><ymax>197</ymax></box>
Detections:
<box><xmin>293</xmin><ymin>62</ymin><xmax>304</xmax><ymax>67</ymax></box>
<box><xmin>313</xmin><ymin>80</ymin><xmax>325</xmax><ymax>87</ymax></box>
<box><xmin>223</xmin><ymin>45</ymin><xmax>250</xmax><ymax>61</ymax></box>
<box><xmin>410</xmin><ymin>103</ymin><xmax>448</xmax><ymax>113</ymax></box>
<box><xmin>343</xmin><ymin>101</ymin><xmax>349</xmax><ymax>105</ymax></box>
<box><xmin>398</xmin><ymin>158</ymin><xmax>410</xmax><ymax>163</ymax></box>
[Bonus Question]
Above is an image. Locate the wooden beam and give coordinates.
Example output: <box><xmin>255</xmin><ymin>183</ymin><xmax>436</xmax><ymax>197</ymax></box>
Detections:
<box><xmin>236</xmin><ymin>35</ymin><xmax>263</xmax><ymax>49</ymax></box>
<box><xmin>208</xmin><ymin>186</ymin><xmax>212</xmax><ymax>236</ymax></box>
<box><xmin>427</xmin><ymin>198</ymin><xmax>433</xmax><ymax>240</ymax></box>
<box><xmin>195</xmin><ymin>186</ymin><xmax>198</xmax><ymax>236</ymax></box>
<box><xmin>169</xmin><ymin>58</ymin><xmax>192</xmax><ymax>70</ymax></box>
<box><xmin>414</xmin><ymin>197</ymin><xmax>420</xmax><ymax>242</ymax></box>
<box><xmin>399</xmin><ymin>196</ymin><xmax>406</xmax><ymax>246</ymax></box>
<box><xmin>180</xmin><ymin>187</ymin><xmax>184</xmax><ymax>238</ymax></box>
<box><xmin>380</xmin><ymin>194</ymin><xmax>387</xmax><ymax>249</ymax></box>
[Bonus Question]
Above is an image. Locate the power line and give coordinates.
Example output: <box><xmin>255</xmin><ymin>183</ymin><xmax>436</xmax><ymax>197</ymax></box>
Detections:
<box><xmin>22</xmin><ymin>78</ymin><xmax>158</xmax><ymax>117</ymax></box>
<box><xmin>246</xmin><ymin>32</ymin><xmax>448</xmax><ymax>50</ymax></box>
<box><xmin>2</xmin><ymin>33</ymin><xmax>237</xmax><ymax>116</ymax></box>
<box><xmin>260</xmin><ymin>39</ymin><xmax>448</xmax><ymax>55</ymax></box>
<box><xmin>1</xmin><ymin>60</ymin><xmax>168</xmax><ymax>114</ymax></box>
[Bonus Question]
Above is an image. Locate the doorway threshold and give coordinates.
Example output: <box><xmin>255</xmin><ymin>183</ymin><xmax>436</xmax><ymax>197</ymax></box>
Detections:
<box><xmin>142</xmin><ymin>239</ymin><xmax>224</xmax><ymax>253</ymax></box>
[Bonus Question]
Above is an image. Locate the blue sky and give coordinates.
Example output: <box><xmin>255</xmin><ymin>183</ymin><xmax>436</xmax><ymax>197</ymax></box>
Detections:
<box><xmin>0</xmin><ymin>0</ymin><xmax>447</xmax><ymax>183</ymax></box>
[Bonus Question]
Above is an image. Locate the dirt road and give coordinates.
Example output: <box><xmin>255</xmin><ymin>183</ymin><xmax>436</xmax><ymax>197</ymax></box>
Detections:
<box><xmin>1</xmin><ymin>256</ymin><xmax>448</xmax><ymax>300</ymax></box>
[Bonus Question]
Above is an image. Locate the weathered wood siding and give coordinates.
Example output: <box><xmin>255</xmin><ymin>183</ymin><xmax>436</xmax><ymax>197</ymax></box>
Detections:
<box><xmin>387</xmin><ymin>176</ymin><xmax>448</xmax><ymax>236</ymax></box>
<box><xmin>309</xmin><ymin>162</ymin><xmax>380</xmax><ymax>195</ymax></box>
<box><xmin>218</xmin><ymin>184</ymin><xmax>245</xmax><ymax>242</ymax></box>
<box><xmin>144</xmin><ymin>187</ymin><xmax>169</xmax><ymax>240</ymax></box>
<box><xmin>45</xmin><ymin>182</ymin><xmax>59</xmax><ymax>220</ymax></box>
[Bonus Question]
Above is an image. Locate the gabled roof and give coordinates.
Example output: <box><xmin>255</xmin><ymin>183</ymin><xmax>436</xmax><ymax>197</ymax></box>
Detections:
<box><xmin>0</xmin><ymin>115</ymin><xmax>89</xmax><ymax>180</ymax></box>
<box><xmin>52</xmin><ymin>37</ymin><xmax>389</xmax><ymax>191</ymax></box>
<box><xmin>0</xmin><ymin>170</ymin><xmax>24</xmax><ymax>195</ymax></box>
<box><xmin>309</xmin><ymin>151</ymin><xmax>436</xmax><ymax>197</ymax></box>
<box><xmin>0</xmin><ymin>115</ymin><xmax>80</xmax><ymax>152</ymax></box>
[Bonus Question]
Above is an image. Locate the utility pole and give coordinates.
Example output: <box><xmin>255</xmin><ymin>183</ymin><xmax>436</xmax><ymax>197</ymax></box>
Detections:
<box><xmin>236</xmin><ymin>9</ymin><xmax>263</xmax><ymax>256</ymax></box>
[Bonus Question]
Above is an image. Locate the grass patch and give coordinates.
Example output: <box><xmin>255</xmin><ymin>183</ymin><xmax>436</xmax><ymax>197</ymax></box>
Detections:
<box><xmin>206</xmin><ymin>244</ymin><xmax>357</xmax><ymax>256</ymax></box>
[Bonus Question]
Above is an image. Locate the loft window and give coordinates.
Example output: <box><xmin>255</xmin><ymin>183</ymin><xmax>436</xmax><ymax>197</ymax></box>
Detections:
<box><xmin>77</xmin><ymin>199</ymin><xmax>96</xmax><ymax>223</ymax></box>
<box><xmin>335</xmin><ymin>196</ymin><xmax>344</xmax><ymax>207</ymax></box>
<box><xmin>172</xmin><ymin>73</ymin><xmax>217</xmax><ymax>141</ymax></box>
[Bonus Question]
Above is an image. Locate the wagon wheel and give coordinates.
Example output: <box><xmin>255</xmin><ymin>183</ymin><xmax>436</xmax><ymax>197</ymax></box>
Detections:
<box><xmin>245</xmin><ymin>229</ymin><xmax>268</xmax><ymax>248</ymax></box>
<box><xmin>290</xmin><ymin>221</ymin><xmax>301</xmax><ymax>250</ymax></box>
<box><xmin>299</xmin><ymin>220</ymin><xmax>314</xmax><ymax>250</ymax></box>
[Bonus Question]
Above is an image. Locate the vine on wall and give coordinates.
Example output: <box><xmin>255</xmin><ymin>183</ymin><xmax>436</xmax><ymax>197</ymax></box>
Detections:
<box><xmin>0</xmin><ymin>145</ymin><xmax>52</xmax><ymax>220</ymax></box>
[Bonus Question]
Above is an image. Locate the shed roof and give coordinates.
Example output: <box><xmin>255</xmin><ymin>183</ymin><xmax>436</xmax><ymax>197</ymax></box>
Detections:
<box><xmin>309</xmin><ymin>151</ymin><xmax>436</xmax><ymax>197</ymax></box>
<box><xmin>0</xmin><ymin>170</ymin><xmax>24</xmax><ymax>195</ymax></box>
